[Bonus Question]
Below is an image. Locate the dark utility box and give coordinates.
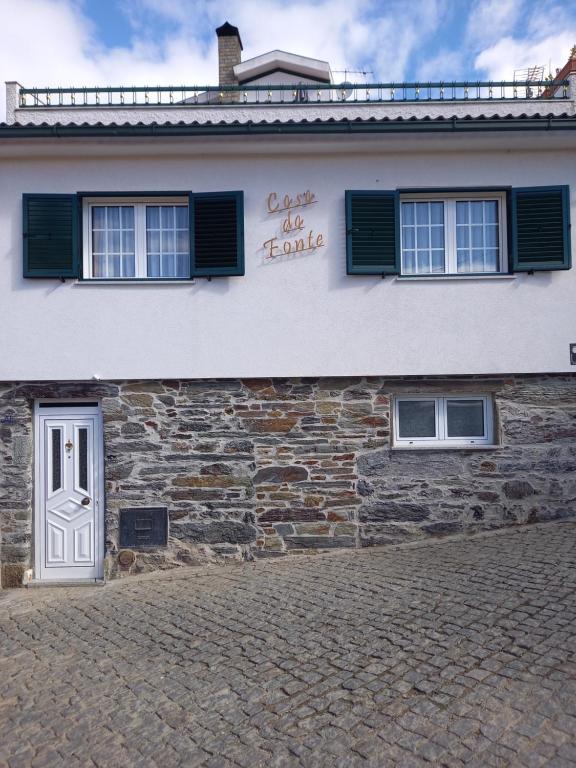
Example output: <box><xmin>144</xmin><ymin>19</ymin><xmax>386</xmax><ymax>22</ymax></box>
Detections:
<box><xmin>119</xmin><ymin>507</ymin><xmax>168</xmax><ymax>548</ymax></box>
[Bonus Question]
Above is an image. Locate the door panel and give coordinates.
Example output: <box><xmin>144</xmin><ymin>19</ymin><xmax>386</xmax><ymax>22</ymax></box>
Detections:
<box><xmin>37</xmin><ymin>410</ymin><xmax>103</xmax><ymax>580</ymax></box>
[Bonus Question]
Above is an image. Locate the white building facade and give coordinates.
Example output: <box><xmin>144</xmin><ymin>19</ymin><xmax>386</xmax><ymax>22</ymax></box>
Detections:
<box><xmin>1</xmin><ymin>25</ymin><xmax>575</xmax><ymax>585</ymax></box>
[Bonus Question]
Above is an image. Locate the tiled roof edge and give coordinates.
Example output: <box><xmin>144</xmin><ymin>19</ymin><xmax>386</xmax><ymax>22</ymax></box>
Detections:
<box><xmin>0</xmin><ymin>113</ymin><xmax>575</xmax><ymax>138</ymax></box>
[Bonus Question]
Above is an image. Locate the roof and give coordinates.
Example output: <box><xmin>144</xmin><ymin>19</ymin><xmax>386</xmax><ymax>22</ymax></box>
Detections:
<box><xmin>234</xmin><ymin>50</ymin><xmax>331</xmax><ymax>84</ymax></box>
<box><xmin>0</xmin><ymin>113</ymin><xmax>575</xmax><ymax>138</ymax></box>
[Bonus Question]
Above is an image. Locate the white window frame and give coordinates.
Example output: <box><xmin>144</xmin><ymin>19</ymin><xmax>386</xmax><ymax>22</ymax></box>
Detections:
<box><xmin>82</xmin><ymin>196</ymin><xmax>189</xmax><ymax>280</ymax></box>
<box><xmin>393</xmin><ymin>395</ymin><xmax>494</xmax><ymax>448</ymax></box>
<box><xmin>399</xmin><ymin>191</ymin><xmax>508</xmax><ymax>275</ymax></box>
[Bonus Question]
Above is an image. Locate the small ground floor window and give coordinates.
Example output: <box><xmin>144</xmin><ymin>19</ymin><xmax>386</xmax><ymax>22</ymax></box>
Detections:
<box><xmin>393</xmin><ymin>395</ymin><xmax>494</xmax><ymax>447</ymax></box>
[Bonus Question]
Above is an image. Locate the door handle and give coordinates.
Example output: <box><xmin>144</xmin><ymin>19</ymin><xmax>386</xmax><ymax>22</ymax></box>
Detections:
<box><xmin>81</xmin><ymin>497</ymin><xmax>91</xmax><ymax>506</ymax></box>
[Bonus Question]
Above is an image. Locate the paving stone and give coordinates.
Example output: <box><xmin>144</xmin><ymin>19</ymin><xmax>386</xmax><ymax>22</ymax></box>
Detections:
<box><xmin>1</xmin><ymin>522</ymin><xmax>576</xmax><ymax>766</ymax></box>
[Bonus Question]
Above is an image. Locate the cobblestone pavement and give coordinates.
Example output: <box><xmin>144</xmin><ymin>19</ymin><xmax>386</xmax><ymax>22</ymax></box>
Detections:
<box><xmin>2</xmin><ymin>522</ymin><xmax>576</xmax><ymax>768</ymax></box>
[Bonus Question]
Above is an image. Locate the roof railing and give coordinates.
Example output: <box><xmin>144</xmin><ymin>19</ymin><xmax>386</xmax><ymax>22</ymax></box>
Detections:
<box><xmin>17</xmin><ymin>80</ymin><xmax>570</xmax><ymax>108</ymax></box>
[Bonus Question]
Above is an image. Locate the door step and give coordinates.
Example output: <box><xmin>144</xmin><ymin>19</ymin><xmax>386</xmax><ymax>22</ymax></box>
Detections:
<box><xmin>27</xmin><ymin>579</ymin><xmax>106</xmax><ymax>588</ymax></box>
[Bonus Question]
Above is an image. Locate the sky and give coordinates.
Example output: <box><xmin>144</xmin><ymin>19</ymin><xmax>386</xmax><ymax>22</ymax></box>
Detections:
<box><xmin>1</xmin><ymin>0</ymin><xmax>575</xmax><ymax>119</ymax></box>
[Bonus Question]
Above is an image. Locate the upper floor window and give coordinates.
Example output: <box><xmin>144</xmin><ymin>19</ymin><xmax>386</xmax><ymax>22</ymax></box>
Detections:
<box><xmin>400</xmin><ymin>193</ymin><xmax>506</xmax><ymax>275</ymax></box>
<box><xmin>22</xmin><ymin>191</ymin><xmax>245</xmax><ymax>280</ymax></box>
<box><xmin>85</xmin><ymin>198</ymin><xmax>189</xmax><ymax>279</ymax></box>
<box><xmin>345</xmin><ymin>186</ymin><xmax>571</xmax><ymax>276</ymax></box>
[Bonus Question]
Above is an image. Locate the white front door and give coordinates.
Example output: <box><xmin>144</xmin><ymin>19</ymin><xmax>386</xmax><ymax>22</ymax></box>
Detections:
<box><xmin>35</xmin><ymin>404</ymin><xmax>104</xmax><ymax>581</ymax></box>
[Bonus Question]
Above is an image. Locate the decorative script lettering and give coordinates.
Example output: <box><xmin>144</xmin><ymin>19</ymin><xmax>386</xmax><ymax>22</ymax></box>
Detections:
<box><xmin>263</xmin><ymin>189</ymin><xmax>325</xmax><ymax>259</ymax></box>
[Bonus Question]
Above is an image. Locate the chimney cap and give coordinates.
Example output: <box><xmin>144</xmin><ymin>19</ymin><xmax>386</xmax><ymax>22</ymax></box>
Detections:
<box><xmin>216</xmin><ymin>22</ymin><xmax>243</xmax><ymax>50</ymax></box>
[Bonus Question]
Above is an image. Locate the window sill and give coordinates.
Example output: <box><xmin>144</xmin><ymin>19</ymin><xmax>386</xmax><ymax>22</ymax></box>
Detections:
<box><xmin>395</xmin><ymin>274</ymin><xmax>516</xmax><ymax>282</ymax></box>
<box><xmin>391</xmin><ymin>444</ymin><xmax>500</xmax><ymax>451</ymax></box>
<box><xmin>73</xmin><ymin>279</ymin><xmax>196</xmax><ymax>286</ymax></box>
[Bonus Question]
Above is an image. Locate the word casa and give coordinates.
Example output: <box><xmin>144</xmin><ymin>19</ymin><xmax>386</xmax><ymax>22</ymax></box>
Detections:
<box><xmin>263</xmin><ymin>189</ymin><xmax>325</xmax><ymax>260</ymax></box>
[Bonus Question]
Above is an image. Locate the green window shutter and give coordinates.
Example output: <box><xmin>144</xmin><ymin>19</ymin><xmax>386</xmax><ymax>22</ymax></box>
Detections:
<box><xmin>511</xmin><ymin>186</ymin><xmax>571</xmax><ymax>271</ymax></box>
<box><xmin>23</xmin><ymin>194</ymin><xmax>79</xmax><ymax>278</ymax></box>
<box><xmin>189</xmin><ymin>191</ymin><xmax>244</xmax><ymax>277</ymax></box>
<box><xmin>346</xmin><ymin>190</ymin><xmax>400</xmax><ymax>275</ymax></box>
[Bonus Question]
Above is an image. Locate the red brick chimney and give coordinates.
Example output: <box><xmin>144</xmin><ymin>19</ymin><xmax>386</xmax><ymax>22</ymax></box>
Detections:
<box><xmin>216</xmin><ymin>22</ymin><xmax>243</xmax><ymax>87</ymax></box>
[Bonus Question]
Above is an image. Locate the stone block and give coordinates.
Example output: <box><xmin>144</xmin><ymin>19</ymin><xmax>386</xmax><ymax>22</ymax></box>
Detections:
<box><xmin>1</xmin><ymin>563</ymin><xmax>25</xmax><ymax>588</ymax></box>
<box><xmin>244</xmin><ymin>418</ymin><xmax>298</xmax><ymax>433</ymax></box>
<box><xmin>503</xmin><ymin>481</ymin><xmax>536</xmax><ymax>499</ymax></box>
<box><xmin>284</xmin><ymin>536</ymin><xmax>356</xmax><ymax>549</ymax></box>
<box><xmin>422</xmin><ymin>521</ymin><xmax>462</xmax><ymax>536</ymax></box>
<box><xmin>258</xmin><ymin>508</ymin><xmax>325</xmax><ymax>523</ymax></box>
<box><xmin>359</xmin><ymin>502</ymin><xmax>430</xmax><ymax>523</ymax></box>
<box><xmin>294</xmin><ymin>523</ymin><xmax>331</xmax><ymax>536</ymax></box>
<box><xmin>253</xmin><ymin>466</ymin><xmax>308</xmax><ymax>484</ymax></box>
<box><xmin>274</xmin><ymin>523</ymin><xmax>294</xmax><ymax>536</ymax></box>
<box><xmin>171</xmin><ymin>521</ymin><xmax>257</xmax><ymax>544</ymax></box>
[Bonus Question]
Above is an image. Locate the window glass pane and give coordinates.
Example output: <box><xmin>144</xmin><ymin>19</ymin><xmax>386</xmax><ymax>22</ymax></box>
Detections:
<box><xmin>398</xmin><ymin>400</ymin><xmax>436</xmax><ymax>438</ymax></box>
<box><xmin>121</xmin><ymin>207</ymin><xmax>134</xmax><ymax>227</ymax></box>
<box><xmin>430</xmin><ymin>202</ymin><xmax>443</xmax><ymax>225</ymax></box>
<box><xmin>471</xmin><ymin>249</ymin><xmax>485</xmax><ymax>271</ymax></box>
<box><xmin>92</xmin><ymin>231</ymin><xmax>106</xmax><ymax>254</ymax></box>
<box><xmin>485</xmin><ymin>225</ymin><xmax>498</xmax><ymax>247</ymax></box>
<box><xmin>431</xmin><ymin>251</ymin><xmax>445</xmax><ymax>272</ymax></box>
<box><xmin>416</xmin><ymin>228</ymin><xmax>429</xmax><ymax>248</ymax></box>
<box><xmin>402</xmin><ymin>228</ymin><xmax>415</xmax><ymax>249</ymax></box>
<box><xmin>107</xmin><ymin>206</ymin><xmax>120</xmax><ymax>228</ymax></box>
<box><xmin>146</xmin><ymin>205</ymin><xmax>189</xmax><ymax>278</ymax></box>
<box><xmin>122</xmin><ymin>254</ymin><xmax>135</xmax><ymax>277</ymax></box>
<box><xmin>415</xmin><ymin>203</ymin><xmax>429</xmax><ymax>225</ymax></box>
<box><xmin>108</xmin><ymin>253</ymin><xmax>121</xmax><ymax>277</ymax></box>
<box><xmin>456</xmin><ymin>199</ymin><xmax>500</xmax><ymax>274</ymax></box>
<box><xmin>446</xmin><ymin>399</ymin><xmax>485</xmax><ymax>437</ymax></box>
<box><xmin>417</xmin><ymin>251</ymin><xmax>430</xmax><ymax>272</ymax></box>
<box><xmin>161</xmin><ymin>206</ymin><xmax>173</xmax><ymax>228</ymax></box>
<box><xmin>471</xmin><ymin>226</ymin><xmax>483</xmax><ymax>247</ymax></box>
<box><xmin>92</xmin><ymin>207</ymin><xmax>106</xmax><ymax>229</ymax></box>
<box><xmin>456</xmin><ymin>226</ymin><xmax>469</xmax><ymax>247</ymax></box>
<box><xmin>176</xmin><ymin>254</ymin><xmax>189</xmax><ymax>277</ymax></box>
<box><xmin>51</xmin><ymin>428</ymin><xmax>62</xmax><ymax>492</ymax></box>
<box><xmin>457</xmin><ymin>250</ymin><xmax>470</xmax><ymax>272</ymax></box>
<box><xmin>175</xmin><ymin>206</ymin><xmax>188</xmax><ymax>228</ymax></box>
<box><xmin>176</xmin><ymin>230</ymin><xmax>189</xmax><ymax>253</ymax></box>
<box><xmin>402</xmin><ymin>201</ymin><xmax>445</xmax><ymax>275</ymax></box>
<box><xmin>107</xmin><ymin>230</ymin><xmax>121</xmax><ymax>253</ymax></box>
<box><xmin>470</xmin><ymin>201</ymin><xmax>483</xmax><ymax>224</ymax></box>
<box><xmin>147</xmin><ymin>230</ymin><xmax>160</xmax><ymax>254</ymax></box>
<box><xmin>78</xmin><ymin>428</ymin><xmax>88</xmax><ymax>492</ymax></box>
<box><xmin>402</xmin><ymin>202</ymin><xmax>414</xmax><ymax>225</ymax></box>
<box><xmin>121</xmin><ymin>231</ymin><xmax>135</xmax><ymax>254</ymax></box>
<box><xmin>484</xmin><ymin>201</ymin><xmax>498</xmax><ymax>224</ymax></box>
<box><xmin>430</xmin><ymin>227</ymin><xmax>444</xmax><ymax>248</ymax></box>
<box><xmin>403</xmin><ymin>250</ymin><xmax>416</xmax><ymax>273</ymax></box>
<box><xmin>148</xmin><ymin>253</ymin><xmax>160</xmax><ymax>277</ymax></box>
<box><xmin>147</xmin><ymin>206</ymin><xmax>160</xmax><ymax>229</ymax></box>
<box><xmin>456</xmin><ymin>201</ymin><xmax>468</xmax><ymax>224</ymax></box>
<box><xmin>485</xmin><ymin>249</ymin><xmax>499</xmax><ymax>271</ymax></box>
<box><xmin>162</xmin><ymin>230</ymin><xmax>175</xmax><ymax>253</ymax></box>
<box><xmin>91</xmin><ymin>205</ymin><xmax>135</xmax><ymax>278</ymax></box>
<box><xmin>92</xmin><ymin>254</ymin><xmax>106</xmax><ymax>277</ymax></box>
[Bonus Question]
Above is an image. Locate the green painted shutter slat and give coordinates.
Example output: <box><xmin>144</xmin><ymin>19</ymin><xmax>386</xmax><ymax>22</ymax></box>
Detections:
<box><xmin>189</xmin><ymin>191</ymin><xmax>244</xmax><ymax>277</ymax></box>
<box><xmin>23</xmin><ymin>194</ymin><xmax>79</xmax><ymax>278</ymax></box>
<box><xmin>511</xmin><ymin>186</ymin><xmax>571</xmax><ymax>271</ymax></box>
<box><xmin>346</xmin><ymin>190</ymin><xmax>399</xmax><ymax>275</ymax></box>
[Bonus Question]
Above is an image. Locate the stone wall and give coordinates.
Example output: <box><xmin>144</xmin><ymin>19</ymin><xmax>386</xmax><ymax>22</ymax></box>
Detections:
<box><xmin>1</xmin><ymin>375</ymin><xmax>575</xmax><ymax>584</ymax></box>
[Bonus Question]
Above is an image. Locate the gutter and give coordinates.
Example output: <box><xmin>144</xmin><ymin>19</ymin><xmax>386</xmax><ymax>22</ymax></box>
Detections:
<box><xmin>0</xmin><ymin>116</ymin><xmax>575</xmax><ymax>139</ymax></box>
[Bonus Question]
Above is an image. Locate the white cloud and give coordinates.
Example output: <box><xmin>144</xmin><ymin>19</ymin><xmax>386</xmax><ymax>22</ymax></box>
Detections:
<box><xmin>475</xmin><ymin>32</ymin><xmax>575</xmax><ymax>80</ymax></box>
<box><xmin>0</xmin><ymin>0</ymin><xmax>449</xmax><ymax>119</ymax></box>
<box><xmin>465</xmin><ymin>0</ymin><xmax>523</xmax><ymax>48</ymax></box>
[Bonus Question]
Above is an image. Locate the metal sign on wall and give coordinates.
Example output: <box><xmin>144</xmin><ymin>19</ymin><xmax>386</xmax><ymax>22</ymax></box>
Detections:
<box><xmin>263</xmin><ymin>189</ymin><xmax>325</xmax><ymax>259</ymax></box>
<box><xmin>119</xmin><ymin>507</ymin><xmax>168</xmax><ymax>548</ymax></box>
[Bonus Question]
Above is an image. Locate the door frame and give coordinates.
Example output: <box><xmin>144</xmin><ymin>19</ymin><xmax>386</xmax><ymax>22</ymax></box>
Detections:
<box><xmin>34</xmin><ymin>401</ymin><xmax>105</xmax><ymax>581</ymax></box>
